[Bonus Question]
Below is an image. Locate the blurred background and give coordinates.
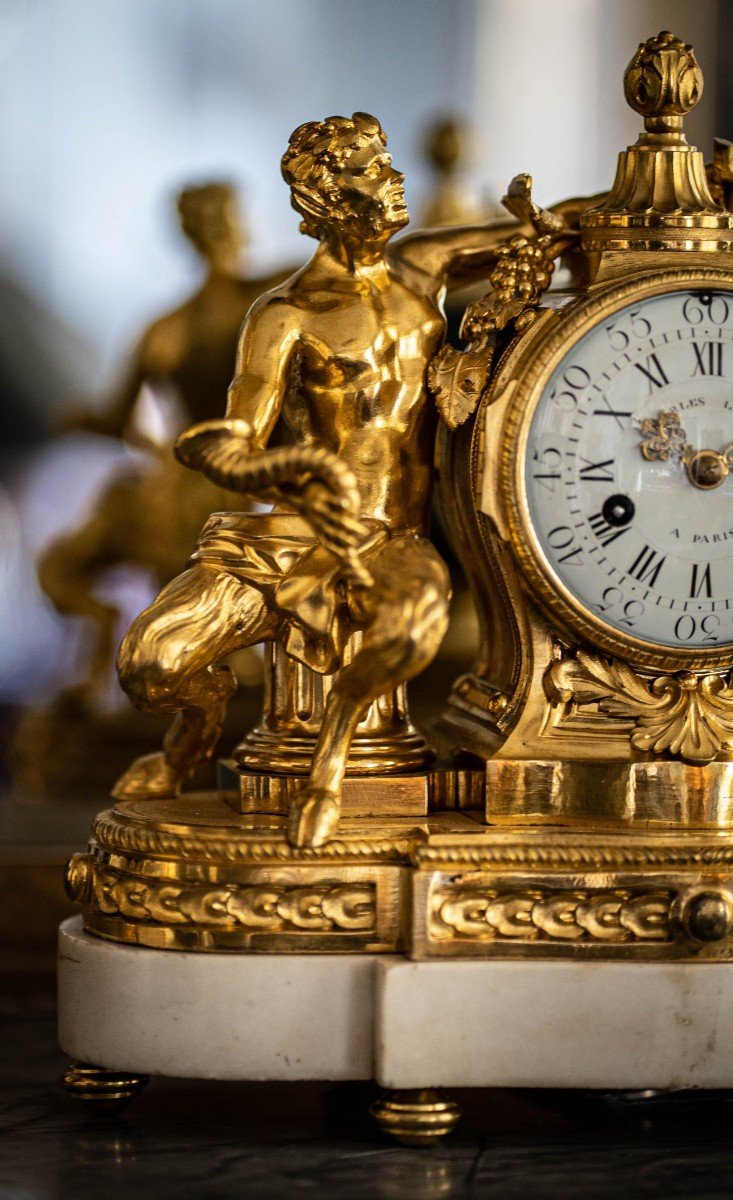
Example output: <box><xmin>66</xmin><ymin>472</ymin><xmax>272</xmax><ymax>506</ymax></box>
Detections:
<box><xmin>0</xmin><ymin>0</ymin><xmax>730</xmax><ymax>945</ymax></box>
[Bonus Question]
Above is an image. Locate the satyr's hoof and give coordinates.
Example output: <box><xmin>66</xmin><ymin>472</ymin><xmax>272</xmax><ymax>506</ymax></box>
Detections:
<box><xmin>111</xmin><ymin>752</ymin><xmax>180</xmax><ymax>801</ymax></box>
<box><xmin>287</xmin><ymin>789</ymin><xmax>340</xmax><ymax>848</ymax></box>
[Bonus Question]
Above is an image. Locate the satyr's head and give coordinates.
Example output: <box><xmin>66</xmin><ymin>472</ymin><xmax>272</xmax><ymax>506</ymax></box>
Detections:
<box><xmin>281</xmin><ymin>112</ymin><xmax>408</xmax><ymax>245</ymax></box>
<box><xmin>177</xmin><ymin>182</ymin><xmax>247</xmax><ymax>270</ymax></box>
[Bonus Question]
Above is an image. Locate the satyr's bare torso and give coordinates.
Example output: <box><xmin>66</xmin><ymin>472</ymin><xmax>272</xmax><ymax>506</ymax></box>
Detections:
<box><xmin>277</xmin><ymin>251</ymin><xmax>446</xmax><ymax>533</ymax></box>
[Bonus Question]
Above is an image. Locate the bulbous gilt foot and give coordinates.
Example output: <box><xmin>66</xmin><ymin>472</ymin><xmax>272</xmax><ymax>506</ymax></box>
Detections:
<box><xmin>287</xmin><ymin>788</ymin><xmax>340</xmax><ymax>848</ymax></box>
<box><xmin>111</xmin><ymin>752</ymin><xmax>180</xmax><ymax>801</ymax></box>
<box><xmin>62</xmin><ymin>1062</ymin><xmax>149</xmax><ymax>1114</ymax></box>
<box><xmin>371</xmin><ymin>1089</ymin><xmax>461</xmax><ymax>1147</ymax></box>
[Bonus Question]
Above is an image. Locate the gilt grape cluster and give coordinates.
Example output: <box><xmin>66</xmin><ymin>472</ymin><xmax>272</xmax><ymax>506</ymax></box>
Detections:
<box><xmin>460</xmin><ymin>233</ymin><xmax>557</xmax><ymax>343</ymax></box>
<box><xmin>491</xmin><ymin>234</ymin><xmax>554</xmax><ymax>306</ymax></box>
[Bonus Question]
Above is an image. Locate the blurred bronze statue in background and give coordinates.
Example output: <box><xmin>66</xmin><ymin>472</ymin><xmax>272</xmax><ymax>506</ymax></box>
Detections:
<box><xmin>10</xmin><ymin>450</ymin><xmax>248</xmax><ymax>802</ymax></box>
<box><xmin>36</xmin><ymin>445</ymin><xmax>244</xmax><ymax>708</ymax></box>
<box><xmin>12</xmin><ymin>183</ymin><xmax>288</xmax><ymax>801</ymax></box>
<box><xmin>44</xmin><ymin>182</ymin><xmax>288</xmax><ymax>704</ymax></box>
<box><xmin>113</xmin><ymin>111</ymin><xmax>527</xmax><ymax>846</ymax></box>
<box><xmin>75</xmin><ymin>182</ymin><xmax>292</xmax><ymax>437</ymax></box>
<box><xmin>420</xmin><ymin>114</ymin><xmax>493</xmax><ymax>228</ymax></box>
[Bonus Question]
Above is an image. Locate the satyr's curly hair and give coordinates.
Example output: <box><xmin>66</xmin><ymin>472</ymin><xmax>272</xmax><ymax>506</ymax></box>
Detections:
<box><xmin>281</xmin><ymin>112</ymin><xmax>386</xmax><ymax>239</ymax></box>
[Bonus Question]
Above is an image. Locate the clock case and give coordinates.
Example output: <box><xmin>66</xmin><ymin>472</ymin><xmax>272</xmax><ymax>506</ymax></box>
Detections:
<box><xmin>436</xmin><ymin>37</ymin><xmax>733</xmax><ymax>865</ymax></box>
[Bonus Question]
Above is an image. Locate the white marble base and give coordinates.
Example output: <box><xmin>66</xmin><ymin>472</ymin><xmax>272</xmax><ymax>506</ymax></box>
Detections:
<box><xmin>58</xmin><ymin>918</ymin><xmax>381</xmax><ymax>1081</ymax></box>
<box><xmin>59</xmin><ymin>919</ymin><xmax>733</xmax><ymax>1090</ymax></box>
<box><xmin>376</xmin><ymin>959</ymin><xmax>733</xmax><ymax>1090</ymax></box>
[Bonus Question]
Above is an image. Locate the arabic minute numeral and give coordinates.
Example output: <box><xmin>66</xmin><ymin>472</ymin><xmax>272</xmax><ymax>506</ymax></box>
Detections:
<box><xmin>547</xmin><ymin>525</ymin><xmax>583</xmax><ymax>565</ymax></box>
<box><xmin>549</xmin><ymin>365</ymin><xmax>590</xmax><ymax>412</ymax></box>
<box><xmin>594</xmin><ymin>586</ymin><xmax>645</xmax><ymax>627</ymax></box>
<box><xmin>531</xmin><ymin>446</ymin><xmax>562</xmax><ymax>492</ymax></box>
<box><xmin>604</xmin><ymin>310</ymin><xmax>651</xmax><ymax>350</ymax></box>
<box><xmin>675</xmin><ymin>614</ymin><xmax>721</xmax><ymax>643</ymax></box>
<box><xmin>683</xmin><ymin>293</ymin><xmax>730</xmax><ymax>325</ymax></box>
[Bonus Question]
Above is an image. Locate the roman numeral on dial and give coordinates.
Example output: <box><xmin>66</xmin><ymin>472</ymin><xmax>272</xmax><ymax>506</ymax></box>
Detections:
<box><xmin>578</xmin><ymin>457</ymin><xmax>614</xmax><ymax>482</ymax></box>
<box><xmin>592</xmin><ymin>397</ymin><xmax>631</xmax><ymax>427</ymax></box>
<box><xmin>628</xmin><ymin>544</ymin><xmax>666</xmax><ymax>586</ymax></box>
<box><xmin>692</xmin><ymin>341</ymin><xmax>723</xmax><ymax>376</ymax></box>
<box><xmin>588</xmin><ymin>512</ymin><xmax>631</xmax><ymax>546</ymax></box>
<box><xmin>635</xmin><ymin>352</ymin><xmax>669</xmax><ymax>392</ymax></box>
<box><xmin>690</xmin><ymin>562</ymin><xmax>713</xmax><ymax>598</ymax></box>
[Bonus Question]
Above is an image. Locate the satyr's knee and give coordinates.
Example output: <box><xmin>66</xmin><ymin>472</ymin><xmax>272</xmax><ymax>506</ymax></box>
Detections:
<box><xmin>366</xmin><ymin>538</ymin><xmax>451</xmax><ymax>666</ymax></box>
<box><xmin>342</xmin><ymin>578</ymin><xmax>450</xmax><ymax>698</ymax></box>
<box><xmin>400</xmin><ymin>580</ymin><xmax>450</xmax><ymax>675</ymax></box>
<box><xmin>116</xmin><ymin>620</ymin><xmax>185</xmax><ymax>712</ymax></box>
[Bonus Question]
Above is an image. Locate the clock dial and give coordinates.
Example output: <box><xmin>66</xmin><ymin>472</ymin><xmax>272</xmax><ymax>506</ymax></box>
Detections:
<box><xmin>525</xmin><ymin>289</ymin><xmax>733</xmax><ymax>650</ymax></box>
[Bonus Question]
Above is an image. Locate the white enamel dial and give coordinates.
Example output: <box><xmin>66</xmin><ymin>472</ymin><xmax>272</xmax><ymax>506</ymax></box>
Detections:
<box><xmin>525</xmin><ymin>289</ymin><xmax>733</xmax><ymax>651</ymax></box>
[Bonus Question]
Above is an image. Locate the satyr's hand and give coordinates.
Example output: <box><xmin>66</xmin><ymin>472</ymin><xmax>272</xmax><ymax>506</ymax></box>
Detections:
<box><xmin>301</xmin><ymin>480</ymin><xmax>370</xmax><ymax>558</ymax></box>
<box><xmin>176</xmin><ymin>423</ymin><xmax>373</xmax><ymax>584</ymax></box>
<box><xmin>175</xmin><ymin>418</ymin><xmax>252</xmax><ymax>475</ymax></box>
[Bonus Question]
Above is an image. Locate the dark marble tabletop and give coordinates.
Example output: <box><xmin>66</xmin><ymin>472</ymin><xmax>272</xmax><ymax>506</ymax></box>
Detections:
<box><xmin>4</xmin><ymin>962</ymin><xmax>733</xmax><ymax>1200</ymax></box>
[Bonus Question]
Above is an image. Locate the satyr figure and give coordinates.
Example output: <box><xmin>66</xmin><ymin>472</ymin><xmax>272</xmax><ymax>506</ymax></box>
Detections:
<box><xmin>114</xmin><ymin>112</ymin><xmax>542</xmax><ymax>848</ymax></box>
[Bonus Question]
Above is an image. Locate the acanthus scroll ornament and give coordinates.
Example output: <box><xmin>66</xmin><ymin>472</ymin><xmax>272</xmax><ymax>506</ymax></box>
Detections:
<box><xmin>547</xmin><ymin>649</ymin><xmax>733</xmax><ymax>764</ymax></box>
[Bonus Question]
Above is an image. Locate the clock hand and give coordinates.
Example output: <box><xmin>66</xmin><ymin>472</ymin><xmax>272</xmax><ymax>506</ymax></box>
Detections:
<box><xmin>638</xmin><ymin>410</ymin><xmax>690</xmax><ymax>463</ymax></box>
<box><xmin>638</xmin><ymin>409</ymin><xmax>732</xmax><ymax>489</ymax></box>
<box><xmin>685</xmin><ymin>446</ymin><xmax>731</xmax><ymax>489</ymax></box>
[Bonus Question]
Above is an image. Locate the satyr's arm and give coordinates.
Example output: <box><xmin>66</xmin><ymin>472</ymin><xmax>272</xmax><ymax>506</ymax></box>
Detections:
<box><xmin>175</xmin><ymin>293</ymin><xmax>298</xmax><ymax>474</ymax></box>
<box><xmin>224</xmin><ymin>295</ymin><xmax>300</xmax><ymax>448</ymax></box>
<box><xmin>175</xmin><ymin>292</ymin><xmax>303</xmax><ymax>485</ymax></box>
<box><xmin>395</xmin><ymin>192</ymin><xmax>605</xmax><ymax>290</ymax></box>
<box><xmin>396</xmin><ymin>217</ymin><xmax>525</xmax><ymax>290</ymax></box>
<box><xmin>176</xmin><ymin>293</ymin><xmax>368</xmax><ymax>560</ymax></box>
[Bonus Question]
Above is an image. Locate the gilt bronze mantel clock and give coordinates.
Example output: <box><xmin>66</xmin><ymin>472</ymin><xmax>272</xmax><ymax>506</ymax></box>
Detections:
<box><xmin>433</xmin><ymin>32</ymin><xmax>733</xmax><ymax>837</ymax></box>
<box><xmin>60</xmin><ymin>33</ymin><xmax>733</xmax><ymax>1145</ymax></box>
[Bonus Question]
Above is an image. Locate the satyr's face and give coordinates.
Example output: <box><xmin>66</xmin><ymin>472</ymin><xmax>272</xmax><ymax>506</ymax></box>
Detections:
<box><xmin>338</xmin><ymin>134</ymin><xmax>409</xmax><ymax>237</ymax></box>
